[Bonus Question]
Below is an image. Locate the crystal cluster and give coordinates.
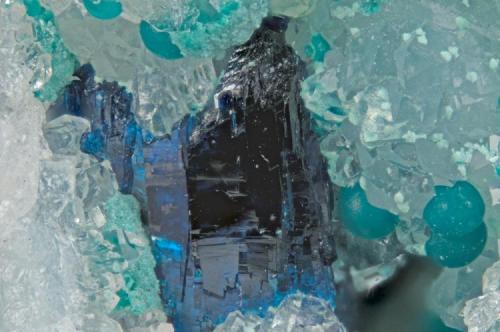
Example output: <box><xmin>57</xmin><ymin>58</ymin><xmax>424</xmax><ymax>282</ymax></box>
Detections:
<box><xmin>2</xmin><ymin>112</ymin><xmax>170</xmax><ymax>331</ymax></box>
<box><xmin>23</xmin><ymin>0</ymin><xmax>78</xmax><ymax>101</ymax></box>
<box><xmin>215</xmin><ymin>293</ymin><xmax>346</xmax><ymax>332</ymax></box>
<box><xmin>296</xmin><ymin>0</ymin><xmax>499</xmax><ymax>329</ymax></box>
<box><xmin>301</xmin><ymin>0</ymin><xmax>499</xmax><ymax>222</ymax></box>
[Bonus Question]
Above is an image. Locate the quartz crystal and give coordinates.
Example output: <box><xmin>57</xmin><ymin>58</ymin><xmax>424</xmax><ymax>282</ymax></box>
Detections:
<box><xmin>215</xmin><ymin>293</ymin><xmax>346</xmax><ymax>332</ymax></box>
<box><xmin>463</xmin><ymin>260</ymin><xmax>500</xmax><ymax>332</ymax></box>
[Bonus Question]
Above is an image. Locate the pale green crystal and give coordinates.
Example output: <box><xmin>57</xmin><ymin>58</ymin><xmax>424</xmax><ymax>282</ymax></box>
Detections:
<box><xmin>215</xmin><ymin>293</ymin><xmax>346</xmax><ymax>332</ymax></box>
<box><xmin>23</xmin><ymin>0</ymin><xmax>78</xmax><ymax>102</ymax></box>
<box><xmin>300</xmin><ymin>0</ymin><xmax>500</xmax><ymax>223</ymax></box>
<box><xmin>7</xmin><ymin>114</ymin><xmax>169</xmax><ymax>331</ymax></box>
<box><xmin>120</xmin><ymin>0</ymin><xmax>269</xmax><ymax>58</ymax></box>
<box><xmin>102</xmin><ymin>193</ymin><xmax>163</xmax><ymax>317</ymax></box>
<box><xmin>53</xmin><ymin>3</ymin><xmax>217</xmax><ymax>136</ymax></box>
<box><xmin>270</xmin><ymin>0</ymin><xmax>317</xmax><ymax>18</ymax></box>
<box><xmin>166</xmin><ymin>0</ymin><xmax>269</xmax><ymax>58</ymax></box>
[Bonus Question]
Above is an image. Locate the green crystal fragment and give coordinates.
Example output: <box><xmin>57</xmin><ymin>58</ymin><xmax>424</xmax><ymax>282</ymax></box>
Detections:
<box><xmin>23</xmin><ymin>0</ymin><xmax>43</xmax><ymax>16</ymax></box>
<box><xmin>270</xmin><ymin>0</ymin><xmax>317</xmax><ymax>18</ymax></box>
<box><xmin>196</xmin><ymin>0</ymin><xmax>221</xmax><ymax>23</ymax></box>
<box><xmin>424</xmin><ymin>181</ymin><xmax>485</xmax><ymax>238</ymax></box>
<box><xmin>423</xmin><ymin>312</ymin><xmax>462</xmax><ymax>332</ymax></box>
<box><xmin>83</xmin><ymin>0</ymin><xmax>122</xmax><ymax>20</ymax></box>
<box><xmin>103</xmin><ymin>193</ymin><xmax>163</xmax><ymax>316</ymax></box>
<box><xmin>139</xmin><ymin>21</ymin><xmax>183</xmax><ymax>60</ymax></box>
<box><xmin>304</xmin><ymin>33</ymin><xmax>331</xmax><ymax>62</ymax></box>
<box><xmin>425</xmin><ymin>223</ymin><xmax>487</xmax><ymax>268</ymax></box>
<box><xmin>23</xmin><ymin>0</ymin><xmax>78</xmax><ymax>101</ymax></box>
<box><xmin>165</xmin><ymin>0</ymin><xmax>268</xmax><ymax>57</ymax></box>
<box><xmin>361</xmin><ymin>0</ymin><xmax>383</xmax><ymax>15</ymax></box>
<box><xmin>103</xmin><ymin>193</ymin><xmax>142</xmax><ymax>233</ymax></box>
<box><xmin>301</xmin><ymin>71</ymin><xmax>347</xmax><ymax>132</ymax></box>
<box><xmin>338</xmin><ymin>183</ymin><xmax>400</xmax><ymax>239</ymax></box>
<box><xmin>115</xmin><ymin>289</ymin><xmax>131</xmax><ymax>310</ymax></box>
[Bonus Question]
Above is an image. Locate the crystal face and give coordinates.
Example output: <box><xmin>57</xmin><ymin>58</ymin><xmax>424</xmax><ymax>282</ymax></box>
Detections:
<box><xmin>1</xmin><ymin>0</ymin><xmax>500</xmax><ymax>332</ymax></box>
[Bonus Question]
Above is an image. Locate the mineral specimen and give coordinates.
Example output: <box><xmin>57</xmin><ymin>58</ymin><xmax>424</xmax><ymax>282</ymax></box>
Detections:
<box><xmin>2</xmin><ymin>0</ymin><xmax>500</xmax><ymax>331</ymax></box>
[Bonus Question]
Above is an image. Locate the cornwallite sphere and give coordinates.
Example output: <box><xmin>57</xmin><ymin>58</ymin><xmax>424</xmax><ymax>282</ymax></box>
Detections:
<box><xmin>425</xmin><ymin>222</ymin><xmax>487</xmax><ymax>268</ymax></box>
<box><xmin>338</xmin><ymin>183</ymin><xmax>400</xmax><ymax>239</ymax></box>
<box><xmin>83</xmin><ymin>0</ymin><xmax>123</xmax><ymax>20</ymax></box>
<box><xmin>424</xmin><ymin>181</ymin><xmax>485</xmax><ymax>238</ymax></box>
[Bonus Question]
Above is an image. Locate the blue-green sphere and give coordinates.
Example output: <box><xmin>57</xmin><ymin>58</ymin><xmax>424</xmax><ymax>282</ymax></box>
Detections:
<box><xmin>424</xmin><ymin>181</ymin><xmax>485</xmax><ymax>238</ymax></box>
<box><xmin>83</xmin><ymin>0</ymin><xmax>122</xmax><ymax>20</ymax></box>
<box><xmin>425</xmin><ymin>222</ymin><xmax>487</xmax><ymax>268</ymax></box>
<box><xmin>139</xmin><ymin>21</ymin><xmax>183</xmax><ymax>60</ymax></box>
<box><xmin>338</xmin><ymin>184</ymin><xmax>400</xmax><ymax>239</ymax></box>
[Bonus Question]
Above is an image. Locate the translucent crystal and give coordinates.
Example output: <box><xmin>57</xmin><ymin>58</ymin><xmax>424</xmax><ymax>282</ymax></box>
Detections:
<box><xmin>463</xmin><ymin>260</ymin><xmax>500</xmax><ymax>332</ymax></box>
<box><xmin>215</xmin><ymin>293</ymin><xmax>346</xmax><ymax>332</ymax></box>
<box><xmin>331</xmin><ymin>222</ymin><xmax>407</xmax><ymax>293</ymax></box>
<box><xmin>428</xmin><ymin>239</ymin><xmax>499</xmax><ymax>330</ymax></box>
<box><xmin>120</xmin><ymin>0</ymin><xmax>195</xmax><ymax>24</ymax></box>
<box><xmin>54</xmin><ymin>4</ymin><xmax>217</xmax><ymax>135</ymax></box>
<box><xmin>23</xmin><ymin>0</ymin><xmax>78</xmax><ymax>101</ymax></box>
<box><xmin>1</xmin><ymin>112</ymin><xmax>170</xmax><ymax>331</ymax></box>
<box><xmin>482</xmin><ymin>259</ymin><xmax>500</xmax><ymax>293</ymax></box>
<box><xmin>270</xmin><ymin>0</ymin><xmax>317</xmax><ymax>18</ymax></box>
<box><xmin>133</xmin><ymin>58</ymin><xmax>216</xmax><ymax>136</ymax></box>
<box><xmin>62</xmin><ymin>0</ymin><xmax>269</xmax><ymax>58</ymax></box>
<box><xmin>0</xmin><ymin>2</ymin><xmax>38</xmax><ymax>113</ymax></box>
<box><xmin>0</xmin><ymin>1</ymin><xmax>44</xmax><ymax>225</ymax></box>
<box><xmin>164</xmin><ymin>0</ymin><xmax>270</xmax><ymax>58</ymax></box>
<box><xmin>43</xmin><ymin>115</ymin><xmax>90</xmax><ymax>155</ymax></box>
<box><xmin>300</xmin><ymin>0</ymin><xmax>500</xmax><ymax>222</ymax></box>
<box><xmin>0</xmin><ymin>5</ymin><xmax>66</xmax><ymax>331</ymax></box>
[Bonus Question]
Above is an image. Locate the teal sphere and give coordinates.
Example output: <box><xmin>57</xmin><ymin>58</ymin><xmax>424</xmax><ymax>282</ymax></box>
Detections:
<box><xmin>338</xmin><ymin>184</ymin><xmax>400</xmax><ymax>239</ymax></box>
<box><xmin>139</xmin><ymin>21</ymin><xmax>183</xmax><ymax>60</ymax></box>
<box><xmin>83</xmin><ymin>0</ymin><xmax>122</xmax><ymax>20</ymax></box>
<box><xmin>424</xmin><ymin>181</ymin><xmax>485</xmax><ymax>238</ymax></box>
<box><xmin>425</xmin><ymin>222</ymin><xmax>487</xmax><ymax>268</ymax></box>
